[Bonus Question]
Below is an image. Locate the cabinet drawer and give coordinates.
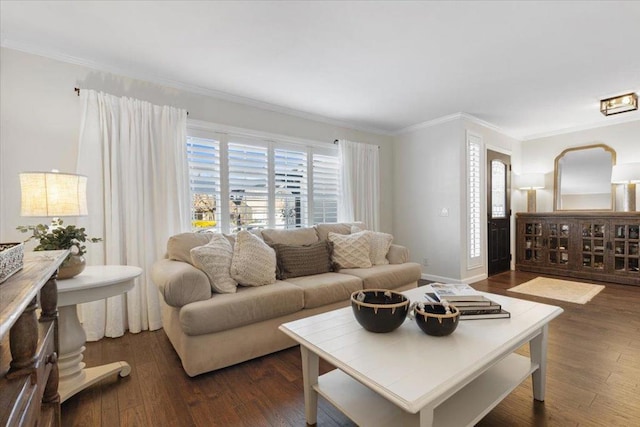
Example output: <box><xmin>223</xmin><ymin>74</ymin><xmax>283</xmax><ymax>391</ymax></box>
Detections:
<box><xmin>0</xmin><ymin>320</ymin><xmax>56</xmax><ymax>427</ymax></box>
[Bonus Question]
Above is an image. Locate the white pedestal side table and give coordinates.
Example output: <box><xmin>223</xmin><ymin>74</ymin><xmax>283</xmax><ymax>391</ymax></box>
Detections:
<box><xmin>56</xmin><ymin>265</ymin><xmax>142</xmax><ymax>402</ymax></box>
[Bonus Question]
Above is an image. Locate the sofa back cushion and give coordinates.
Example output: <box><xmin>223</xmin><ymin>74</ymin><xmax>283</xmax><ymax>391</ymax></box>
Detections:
<box><xmin>261</xmin><ymin>227</ymin><xmax>319</xmax><ymax>246</ymax></box>
<box><xmin>168</xmin><ymin>232</ymin><xmax>235</xmax><ymax>263</ymax></box>
<box><xmin>315</xmin><ymin>222</ymin><xmax>367</xmax><ymax>241</ymax></box>
<box><xmin>273</xmin><ymin>241</ymin><xmax>333</xmax><ymax>279</ymax></box>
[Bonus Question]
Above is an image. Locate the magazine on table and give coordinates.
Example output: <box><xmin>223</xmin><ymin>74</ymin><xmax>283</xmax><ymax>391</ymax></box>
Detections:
<box><xmin>429</xmin><ymin>283</ymin><xmax>486</xmax><ymax>302</ymax></box>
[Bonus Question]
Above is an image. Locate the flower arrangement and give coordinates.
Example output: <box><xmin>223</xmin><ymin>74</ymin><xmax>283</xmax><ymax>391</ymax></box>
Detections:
<box><xmin>17</xmin><ymin>219</ymin><xmax>102</xmax><ymax>257</ymax></box>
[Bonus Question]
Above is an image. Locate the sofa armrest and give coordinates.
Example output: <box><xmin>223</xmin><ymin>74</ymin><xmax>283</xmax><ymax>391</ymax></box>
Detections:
<box><xmin>387</xmin><ymin>244</ymin><xmax>409</xmax><ymax>264</ymax></box>
<box><xmin>151</xmin><ymin>259</ymin><xmax>211</xmax><ymax>308</ymax></box>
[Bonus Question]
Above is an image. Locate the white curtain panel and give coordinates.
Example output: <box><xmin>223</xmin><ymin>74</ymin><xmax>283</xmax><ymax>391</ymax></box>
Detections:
<box><xmin>76</xmin><ymin>90</ymin><xmax>189</xmax><ymax>341</ymax></box>
<box><xmin>338</xmin><ymin>139</ymin><xmax>380</xmax><ymax>231</ymax></box>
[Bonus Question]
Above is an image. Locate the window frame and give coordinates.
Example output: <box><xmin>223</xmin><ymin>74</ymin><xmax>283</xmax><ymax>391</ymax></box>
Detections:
<box><xmin>466</xmin><ymin>131</ymin><xmax>484</xmax><ymax>269</ymax></box>
<box><xmin>186</xmin><ymin>120</ymin><xmax>339</xmax><ymax>233</ymax></box>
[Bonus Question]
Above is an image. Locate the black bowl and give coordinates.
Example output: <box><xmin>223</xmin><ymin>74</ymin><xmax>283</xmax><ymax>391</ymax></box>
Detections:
<box><xmin>351</xmin><ymin>289</ymin><xmax>410</xmax><ymax>333</ymax></box>
<box><xmin>413</xmin><ymin>302</ymin><xmax>460</xmax><ymax>336</ymax></box>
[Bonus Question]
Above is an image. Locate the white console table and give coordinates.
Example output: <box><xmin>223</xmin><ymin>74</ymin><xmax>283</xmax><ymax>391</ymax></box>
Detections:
<box><xmin>56</xmin><ymin>265</ymin><xmax>142</xmax><ymax>402</ymax></box>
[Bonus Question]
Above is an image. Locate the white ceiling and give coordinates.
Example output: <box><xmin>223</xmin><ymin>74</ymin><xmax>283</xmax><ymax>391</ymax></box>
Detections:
<box><xmin>2</xmin><ymin>1</ymin><xmax>639</xmax><ymax>139</ymax></box>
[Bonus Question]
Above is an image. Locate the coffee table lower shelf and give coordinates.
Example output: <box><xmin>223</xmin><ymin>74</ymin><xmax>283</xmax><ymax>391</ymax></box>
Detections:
<box><xmin>314</xmin><ymin>353</ymin><xmax>537</xmax><ymax>427</ymax></box>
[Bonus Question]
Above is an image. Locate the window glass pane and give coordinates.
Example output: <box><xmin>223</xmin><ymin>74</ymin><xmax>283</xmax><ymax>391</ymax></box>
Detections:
<box><xmin>491</xmin><ymin>160</ymin><xmax>506</xmax><ymax>218</ymax></box>
<box><xmin>313</xmin><ymin>153</ymin><xmax>339</xmax><ymax>224</ymax></box>
<box><xmin>228</xmin><ymin>142</ymin><xmax>269</xmax><ymax>232</ymax></box>
<box><xmin>187</xmin><ymin>136</ymin><xmax>221</xmax><ymax>232</ymax></box>
<box><xmin>275</xmin><ymin>148</ymin><xmax>308</xmax><ymax>229</ymax></box>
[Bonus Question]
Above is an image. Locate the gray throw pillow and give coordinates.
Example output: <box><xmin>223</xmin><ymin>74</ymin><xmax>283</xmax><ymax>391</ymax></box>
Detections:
<box><xmin>273</xmin><ymin>241</ymin><xmax>333</xmax><ymax>279</ymax></box>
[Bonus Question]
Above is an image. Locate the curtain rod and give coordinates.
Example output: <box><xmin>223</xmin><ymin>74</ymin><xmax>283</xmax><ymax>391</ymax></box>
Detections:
<box><xmin>333</xmin><ymin>139</ymin><xmax>380</xmax><ymax>149</ymax></box>
<box><xmin>74</xmin><ymin>87</ymin><xmax>189</xmax><ymax>116</ymax></box>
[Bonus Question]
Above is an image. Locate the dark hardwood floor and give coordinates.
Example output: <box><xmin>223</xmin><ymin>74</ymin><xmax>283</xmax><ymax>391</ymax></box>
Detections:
<box><xmin>62</xmin><ymin>271</ymin><xmax>640</xmax><ymax>426</ymax></box>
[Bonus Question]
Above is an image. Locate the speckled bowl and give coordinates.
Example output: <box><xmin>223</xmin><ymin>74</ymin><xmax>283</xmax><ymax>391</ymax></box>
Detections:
<box><xmin>350</xmin><ymin>289</ymin><xmax>410</xmax><ymax>333</ymax></box>
<box><xmin>412</xmin><ymin>302</ymin><xmax>460</xmax><ymax>336</ymax></box>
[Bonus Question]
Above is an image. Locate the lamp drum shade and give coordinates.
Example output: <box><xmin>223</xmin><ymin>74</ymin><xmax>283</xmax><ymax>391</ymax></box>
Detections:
<box><xmin>516</xmin><ymin>173</ymin><xmax>545</xmax><ymax>190</ymax></box>
<box><xmin>611</xmin><ymin>162</ymin><xmax>640</xmax><ymax>184</ymax></box>
<box><xmin>20</xmin><ymin>172</ymin><xmax>88</xmax><ymax>217</ymax></box>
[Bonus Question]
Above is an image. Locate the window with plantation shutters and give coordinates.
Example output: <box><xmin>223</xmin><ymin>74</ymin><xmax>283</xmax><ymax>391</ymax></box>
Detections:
<box><xmin>312</xmin><ymin>152</ymin><xmax>339</xmax><ymax>224</ymax></box>
<box><xmin>228</xmin><ymin>141</ymin><xmax>269</xmax><ymax>231</ymax></box>
<box><xmin>186</xmin><ymin>124</ymin><xmax>340</xmax><ymax>233</ymax></box>
<box><xmin>274</xmin><ymin>148</ymin><xmax>308</xmax><ymax>229</ymax></box>
<box><xmin>467</xmin><ymin>131</ymin><xmax>483</xmax><ymax>268</ymax></box>
<box><xmin>187</xmin><ymin>136</ymin><xmax>221</xmax><ymax>232</ymax></box>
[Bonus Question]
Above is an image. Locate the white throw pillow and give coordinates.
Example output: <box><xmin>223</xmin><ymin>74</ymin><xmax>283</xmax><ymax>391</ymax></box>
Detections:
<box><xmin>328</xmin><ymin>231</ymin><xmax>372</xmax><ymax>269</ymax></box>
<box><xmin>190</xmin><ymin>234</ymin><xmax>238</xmax><ymax>294</ymax></box>
<box><xmin>351</xmin><ymin>226</ymin><xmax>393</xmax><ymax>265</ymax></box>
<box><xmin>230</xmin><ymin>230</ymin><xmax>277</xmax><ymax>286</ymax></box>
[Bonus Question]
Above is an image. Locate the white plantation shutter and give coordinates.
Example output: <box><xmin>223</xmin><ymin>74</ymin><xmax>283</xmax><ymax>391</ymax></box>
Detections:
<box><xmin>186</xmin><ymin>125</ymin><xmax>341</xmax><ymax>233</ymax></box>
<box><xmin>274</xmin><ymin>148</ymin><xmax>308</xmax><ymax>228</ymax></box>
<box><xmin>187</xmin><ymin>136</ymin><xmax>221</xmax><ymax>231</ymax></box>
<box><xmin>228</xmin><ymin>141</ymin><xmax>269</xmax><ymax>231</ymax></box>
<box><xmin>467</xmin><ymin>132</ymin><xmax>483</xmax><ymax>267</ymax></box>
<box><xmin>312</xmin><ymin>152</ymin><xmax>340</xmax><ymax>224</ymax></box>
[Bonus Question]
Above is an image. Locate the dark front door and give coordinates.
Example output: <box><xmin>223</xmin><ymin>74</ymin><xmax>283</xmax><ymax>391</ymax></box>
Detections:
<box><xmin>487</xmin><ymin>150</ymin><xmax>511</xmax><ymax>276</ymax></box>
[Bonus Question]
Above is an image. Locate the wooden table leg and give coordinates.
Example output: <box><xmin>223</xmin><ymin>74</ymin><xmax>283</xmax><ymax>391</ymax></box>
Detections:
<box><xmin>530</xmin><ymin>324</ymin><xmax>549</xmax><ymax>402</ymax></box>
<box><xmin>300</xmin><ymin>346</ymin><xmax>319</xmax><ymax>425</ymax></box>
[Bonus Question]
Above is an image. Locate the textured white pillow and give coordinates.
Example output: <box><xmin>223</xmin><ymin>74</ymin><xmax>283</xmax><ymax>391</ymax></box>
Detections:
<box><xmin>328</xmin><ymin>231</ymin><xmax>372</xmax><ymax>269</ymax></box>
<box><xmin>190</xmin><ymin>234</ymin><xmax>238</xmax><ymax>294</ymax></box>
<box><xmin>230</xmin><ymin>230</ymin><xmax>277</xmax><ymax>286</ymax></box>
<box><xmin>351</xmin><ymin>226</ymin><xmax>393</xmax><ymax>265</ymax></box>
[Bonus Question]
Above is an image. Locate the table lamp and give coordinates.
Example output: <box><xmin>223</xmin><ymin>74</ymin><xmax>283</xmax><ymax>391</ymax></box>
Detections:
<box><xmin>517</xmin><ymin>173</ymin><xmax>545</xmax><ymax>212</ymax></box>
<box><xmin>19</xmin><ymin>171</ymin><xmax>92</xmax><ymax>279</ymax></box>
<box><xmin>20</xmin><ymin>171</ymin><xmax>88</xmax><ymax>219</ymax></box>
<box><xmin>611</xmin><ymin>162</ymin><xmax>640</xmax><ymax>212</ymax></box>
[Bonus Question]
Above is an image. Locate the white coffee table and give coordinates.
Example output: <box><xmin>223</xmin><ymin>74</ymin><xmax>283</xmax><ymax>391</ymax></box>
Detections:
<box><xmin>279</xmin><ymin>286</ymin><xmax>563</xmax><ymax>427</ymax></box>
<box><xmin>56</xmin><ymin>265</ymin><xmax>142</xmax><ymax>402</ymax></box>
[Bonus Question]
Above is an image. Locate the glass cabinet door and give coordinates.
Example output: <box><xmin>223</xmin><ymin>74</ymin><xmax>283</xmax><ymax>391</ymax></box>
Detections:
<box><xmin>523</xmin><ymin>222</ymin><xmax>543</xmax><ymax>263</ymax></box>
<box><xmin>613</xmin><ymin>223</ymin><xmax>640</xmax><ymax>274</ymax></box>
<box><xmin>548</xmin><ymin>222</ymin><xmax>570</xmax><ymax>267</ymax></box>
<box><xmin>581</xmin><ymin>221</ymin><xmax>606</xmax><ymax>271</ymax></box>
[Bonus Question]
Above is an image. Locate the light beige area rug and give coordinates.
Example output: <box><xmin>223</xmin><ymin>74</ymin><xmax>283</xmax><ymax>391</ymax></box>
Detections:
<box><xmin>508</xmin><ymin>277</ymin><xmax>605</xmax><ymax>304</ymax></box>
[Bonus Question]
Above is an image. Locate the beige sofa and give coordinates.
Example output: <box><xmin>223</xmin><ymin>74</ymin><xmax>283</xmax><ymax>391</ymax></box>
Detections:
<box><xmin>151</xmin><ymin>223</ymin><xmax>422</xmax><ymax>376</ymax></box>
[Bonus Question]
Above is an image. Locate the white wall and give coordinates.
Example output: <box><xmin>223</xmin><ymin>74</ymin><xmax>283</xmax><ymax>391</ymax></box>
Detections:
<box><xmin>392</xmin><ymin>116</ymin><xmax>518</xmax><ymax>283</ymax></box>
<box><xmin>515</xmin><ymin>120</ymin><xmax>640</xmax><ymax>213</ymax></box>
<box><xmin>0</xmin><ymin>47</ymin><xmax>395</xmax><ymax>243</ymax></box>
<box><xmin>393</xmin><ymin>119</ymin><xmax>464</xmax><ymax>282</ymax></box>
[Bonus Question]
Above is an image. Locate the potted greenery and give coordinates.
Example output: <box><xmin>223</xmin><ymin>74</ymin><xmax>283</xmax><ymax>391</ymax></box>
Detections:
<box><xmin>17</xmin><ymin>219</ymin><xmax>102</xmax><ymax>279</ymax></box>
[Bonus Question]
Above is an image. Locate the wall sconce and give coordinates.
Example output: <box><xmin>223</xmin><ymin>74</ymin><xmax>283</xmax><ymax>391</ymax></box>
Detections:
<box><xmin>517</xmin><ymin>173</ymin><xmax>545</xmax><ymax>213</ymax></box>
<box><xmin>611</xmin><ymin>162</ymin><xmax>640</xmax><ymax>211</ymax></box>
<box><xmin>600</xmin><ymin>92</ymin><xmax>638</xmax><ymax>116</ymax></box>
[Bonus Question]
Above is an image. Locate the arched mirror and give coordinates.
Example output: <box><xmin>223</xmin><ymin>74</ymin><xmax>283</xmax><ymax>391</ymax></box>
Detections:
<box><xmin>554</xmin><ymin>144</ymin><xmax>616</xmax><ymax>211</ymax></box>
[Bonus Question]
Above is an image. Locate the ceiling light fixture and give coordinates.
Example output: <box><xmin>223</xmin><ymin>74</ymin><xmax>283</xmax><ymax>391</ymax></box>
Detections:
<box><xmin>600</xmin><ymin>92</ymin><xmax>638</xmax><ymax>116</ymax></box>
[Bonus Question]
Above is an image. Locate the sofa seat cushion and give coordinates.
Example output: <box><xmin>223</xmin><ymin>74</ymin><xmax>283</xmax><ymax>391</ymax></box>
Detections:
<box><xmin>179</xmin><ymin>281</ymin><xmax>304</xmax><ymax>335</ymax></box>
<box><xmin>285</xmin><ymin>272</ymin><xmax>363</xmax><ymax>309</ymax></box>
<box><xmin>339</xmin><ymin>262</ymin><xmax>422</xmax><ymax>290</ymax></box>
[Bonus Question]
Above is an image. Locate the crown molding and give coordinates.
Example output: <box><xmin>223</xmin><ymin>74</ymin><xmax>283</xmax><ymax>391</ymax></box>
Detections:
<box><xmin>521</xmin><ymin>114</ymin><xmax>640</xmax><ymax>141</ymax></box>
<box><xmin>394</xmin><ymin>112</ymin><xmax>522</xmax><ymax>140</ymax></box>
<box><xmin>393</xmin><ymin>113</ymin><xmax>465</xmax><ymax>135</ymax></box>
<box><xmin>1</xmin><ymin>40</ymin><xmax>394</xmax><ymax>137</ymax></box>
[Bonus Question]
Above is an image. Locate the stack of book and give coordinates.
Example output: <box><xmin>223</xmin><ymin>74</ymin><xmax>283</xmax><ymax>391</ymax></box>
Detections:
<box><xmin>425</xmin><ymin>283</ymin><xmax>510</xmax><ymax>320</ymax></box>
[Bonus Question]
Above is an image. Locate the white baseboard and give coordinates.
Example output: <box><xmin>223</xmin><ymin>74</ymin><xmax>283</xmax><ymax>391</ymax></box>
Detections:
<box><xmin>421</xmin><ymin>272</ymin><xmax>488</xmax><ymax>285</ymax></box>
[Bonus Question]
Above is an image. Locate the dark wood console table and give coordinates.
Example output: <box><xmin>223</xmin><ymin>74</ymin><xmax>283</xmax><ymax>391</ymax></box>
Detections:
<box><xmin>516</xmin><ymin>212</ymin><xmax>639</xmax><ymax>286</ymax></box>
<box><xmin>1</xmin><ymin>250</ymin><xmax>68</xmax><ymax>427</ymax></box>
